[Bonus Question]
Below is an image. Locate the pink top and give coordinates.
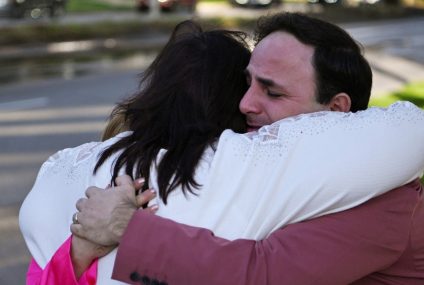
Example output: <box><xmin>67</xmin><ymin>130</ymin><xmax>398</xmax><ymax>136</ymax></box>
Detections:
<box><xmin>27</xmin><ymin>236</ymin><xmax>98</xmax><ymax>285</ymax></box>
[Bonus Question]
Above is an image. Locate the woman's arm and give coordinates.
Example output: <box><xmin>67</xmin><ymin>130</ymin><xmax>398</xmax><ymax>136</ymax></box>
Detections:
<box><xmin>71</xmin><ymin>235</ymin><xmax>113</xmax><ymax>280</ymax></box>
<box><xmin>206</xmin><ymin>102</ymin><xmax>424</xmax><ymax>238</ymax></box>
<box><xmin>26</xmin><ymin>236</ymin><xmax>98</xmax><ymax>285</ymax></box>
<box><xmin>20</xmin><ymin>135</ymin><xmax>129</xmax><ymax>269</ymax></box>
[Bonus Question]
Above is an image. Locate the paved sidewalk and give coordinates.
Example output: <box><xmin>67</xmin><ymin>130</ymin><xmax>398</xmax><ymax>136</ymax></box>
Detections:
<box><xmin>365</xmin><ymin>50</ymin><xmax>424</xmax><ymax>96</ymax></box>
<box><xmin>1</xmin><ymin>40</ymin><xmax>421</xmax><ymax>98</ymax></box>
<box><xmin>1</xmin><ymin>3</ymin><xmax>423</xmax><ymax>96</ymax></box>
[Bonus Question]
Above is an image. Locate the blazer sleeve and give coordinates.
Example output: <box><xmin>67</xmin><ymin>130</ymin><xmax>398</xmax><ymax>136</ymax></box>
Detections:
<box><xmin>112</xmin><ymin>179</ymin><xmax>422</xmax><ymax>285</ymax></box>
<box><xmin>26</xmin><ymin>236</ymin><xmax>97</xmax><ymax>285</ymax></box>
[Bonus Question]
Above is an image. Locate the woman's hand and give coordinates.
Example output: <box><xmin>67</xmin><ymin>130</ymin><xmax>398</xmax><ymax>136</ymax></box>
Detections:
<box><xmin>70</xmin><ymin>176</ymin><xmax>158</xmax><ymax>279</ymax></box>
<box><xmin>71</xmin><ymin>235</ymin><xmax>114</xmax><ymax>279</ymax></box>
<box><xmin>71</xmin><ymin>176</ymin><xmax>158</xmax><ymax>247</ymax></box>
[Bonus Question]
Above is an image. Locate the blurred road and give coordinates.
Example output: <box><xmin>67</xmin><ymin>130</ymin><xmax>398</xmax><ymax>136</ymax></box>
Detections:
<box><xmin>0</xmin><ymin>2</ymin><xmax>312</xmax><ymax>27</ymax></box>
<box><xmin>343</xmin><ymin>17</ymin><xmax>424</xmax><ymax>94</ymax></box>
<box><xmin>0</xmin><ymin>71</ymin><xmax>140</xmax><ymax>284</ymax></box>
<box><xmin>0</xmin><ymin>4</ymin><xmax>424</xmax><ymax>284</ymax></box>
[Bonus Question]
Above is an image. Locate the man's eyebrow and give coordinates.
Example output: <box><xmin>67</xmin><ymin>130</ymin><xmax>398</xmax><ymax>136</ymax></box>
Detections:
<box><xmin>257</xmin><ymin>77</ymin><xmax>275</xmax><ymax>87</ymax></box>
<box><xmin>244</xmin><ymin>69</ymin><xmax>283</xmax><ymax>90</ymax></box>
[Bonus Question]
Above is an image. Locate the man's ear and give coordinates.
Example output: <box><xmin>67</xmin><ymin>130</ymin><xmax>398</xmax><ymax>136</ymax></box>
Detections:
<box><xmin>328</xmin><ymin>93</ymin><xmax>351</xmax><ymax>112</ymax></box>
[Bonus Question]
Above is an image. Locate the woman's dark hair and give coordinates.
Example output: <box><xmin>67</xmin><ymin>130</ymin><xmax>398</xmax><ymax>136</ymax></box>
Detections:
<box><xmin>254</xmin><ymin>13</ymin><xmax>372</xmax><ymax>112</ymax></box>
<box><xmin>95</xmin><ymin>20</ymin><xmax>251</xmax><ymax>203</ymax></box>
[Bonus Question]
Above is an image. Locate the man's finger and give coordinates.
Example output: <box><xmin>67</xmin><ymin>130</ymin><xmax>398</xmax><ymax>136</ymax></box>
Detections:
<box><xmin>115</xmin><ymin>175</ymin><xmax>134</xmax><ymax>187</ymax></box>
<box><xmin>135</xmin><ymin>189</ymin><xmax>156</xmax><ymax>207</ymax></box>
<box><xmin>85</xmin><ymin>186</ymin><xmax>101</xmax><ymax>198</ymax></box>
<box><xmin>75</xmin><ymin>197</ymin><xmax>86</xmax><ymax>211</ymax></box>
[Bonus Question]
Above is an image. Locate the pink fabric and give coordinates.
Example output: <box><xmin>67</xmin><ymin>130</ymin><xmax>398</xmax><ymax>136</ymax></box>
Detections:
<box><xmin>27</xmin><ymin>236</ymin><xmax>97</xmax><ymax>285</ymax></box>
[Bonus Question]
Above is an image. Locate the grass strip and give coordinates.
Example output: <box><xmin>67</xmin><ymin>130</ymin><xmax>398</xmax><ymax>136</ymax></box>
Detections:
<box><xmin>1</xmin><ymin>4</ymin><xmax>423</xmax><ymax>46</ymax></box>
<box><xmin>0</xmin><ymin>17</ymin><xmax>256</xmax><ymax>46</ymax></box>
<box><xmin>369</xmin><ymin>81</ymin><xmax>424</xmax><ymax>109</ymax></box>
<box><xmin>67</xmin><ymin>0</ymin><xmax>133</xmax><ymax>12</ymax></box>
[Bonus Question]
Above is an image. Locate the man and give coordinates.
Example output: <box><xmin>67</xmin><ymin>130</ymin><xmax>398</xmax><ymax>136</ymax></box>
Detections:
<box><xmin>72</xmin><ymin>12</ymin><xmax>424</xmax><ymax>284</ymax></box>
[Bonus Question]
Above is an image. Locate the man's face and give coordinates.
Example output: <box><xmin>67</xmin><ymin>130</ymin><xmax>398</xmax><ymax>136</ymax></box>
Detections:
<box><xmin>240</xmin><ymin>31</ymin><xmax>330</xmax><ymax>132</ymax></box>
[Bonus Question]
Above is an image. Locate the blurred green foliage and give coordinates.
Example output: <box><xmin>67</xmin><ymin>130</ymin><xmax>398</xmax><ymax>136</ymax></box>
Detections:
<box><xmin>0</xmin><ymin>17</ymin><xmax>256</xmax><ymax>45</ymax></box>
<box><xmin>1</xmin><ymin>0</ymin><xmax>423</xmax><ymax>45</ymax></box>
<box><xmin>67</xmin><ymin>0</ymin><xmax>133</xmax><ymax>12</ymax></box>
<box><xmin>0</xmin><ymin>21</ymin><xmax>146</xmax><ymax>45</ymax></box>
<box><xmin>369</xmin><ymin>81</ymin><xmax>424</xmax><ymax>109</ymax></box>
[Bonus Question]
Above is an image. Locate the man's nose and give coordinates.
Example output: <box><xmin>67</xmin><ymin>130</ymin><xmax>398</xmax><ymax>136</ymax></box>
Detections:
<box><xmin>239</xmin><ymin>86</ymin><xmax>260</xmax><ymax>115</ymax></box>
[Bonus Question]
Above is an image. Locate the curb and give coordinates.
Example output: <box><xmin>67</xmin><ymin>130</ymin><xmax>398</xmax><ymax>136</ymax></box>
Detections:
<box><xmin>0</xmin><ymin>35</ymin><xmax>169</xmax><ymax>60</ymax></box>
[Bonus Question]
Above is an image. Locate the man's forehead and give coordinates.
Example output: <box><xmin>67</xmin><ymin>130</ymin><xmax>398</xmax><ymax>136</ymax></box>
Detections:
<box><xmin>249</xmin><ymin>32</ymin><xmax>315</xmax><ymax>79</ymax></box>
<box><xmin>253</xmin><ymin>31</ymin><xmax>314</xmax><ymax>61</ymax></box>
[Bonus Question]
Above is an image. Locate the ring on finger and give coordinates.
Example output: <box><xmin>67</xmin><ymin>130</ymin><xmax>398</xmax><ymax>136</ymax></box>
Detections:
<box><xmin>72</xmin><ymin>212</ymin><xmax>79</xmax><ymax>224</ymax></box>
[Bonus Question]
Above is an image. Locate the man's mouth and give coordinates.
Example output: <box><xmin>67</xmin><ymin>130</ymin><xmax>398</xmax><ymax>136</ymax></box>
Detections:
<box><xmin>246</xmin><ymin>124</ymin><xmax>260</xmax><ymax>132</ymax></box>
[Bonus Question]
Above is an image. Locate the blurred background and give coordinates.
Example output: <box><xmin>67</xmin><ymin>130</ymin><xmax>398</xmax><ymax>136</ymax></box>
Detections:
<box><xmin>0</xmin><ymin>0</ymin><xmax>423</xmax><ymax>283</ymax></box>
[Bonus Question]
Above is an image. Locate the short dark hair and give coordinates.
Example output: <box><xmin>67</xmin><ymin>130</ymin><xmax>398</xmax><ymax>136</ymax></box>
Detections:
<box><xmin>95</xmin><ymin>21</ymin><xmax>251</xmax><ymax>203</ymax></box>
<box><xmin>254</xmin><ymin>12</ymin><xmax>372</xmax><ymax>112</ymax></box>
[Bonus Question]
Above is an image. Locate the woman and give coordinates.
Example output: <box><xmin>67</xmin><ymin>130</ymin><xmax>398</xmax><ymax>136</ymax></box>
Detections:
<box><xmin>20</xmin><ymin>20</ymin><xmax>250</xmax><ymax>285</ymax></box>
<box><xmin>20</xmin><ymin>20</ymin><xmax>424</xmax><ymax>285</ymax></box>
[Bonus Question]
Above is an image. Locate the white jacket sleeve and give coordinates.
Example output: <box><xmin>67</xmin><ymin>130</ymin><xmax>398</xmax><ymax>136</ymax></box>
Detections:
<box><xmin>207</xmin><ymin>101</ymin><xmax>424</xmax><ymax>239</ymax></box>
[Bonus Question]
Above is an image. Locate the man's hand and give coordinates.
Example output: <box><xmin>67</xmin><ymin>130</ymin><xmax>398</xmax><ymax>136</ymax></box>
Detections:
<box><xmin>70</xmin><ymin>175</ymin><xmax>157</xmax><ymax>246</ymax></box>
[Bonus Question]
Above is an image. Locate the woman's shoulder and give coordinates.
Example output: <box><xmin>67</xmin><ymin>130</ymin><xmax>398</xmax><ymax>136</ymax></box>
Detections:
<box><xmin>40</xmin><ymin>131</ymin><xmax>132</xmax><ymax>175</ymax></box>
<box><xmin>221</xmin><ymin>101</ymin><xmax>423</xmax><ymax>144</ymax></box>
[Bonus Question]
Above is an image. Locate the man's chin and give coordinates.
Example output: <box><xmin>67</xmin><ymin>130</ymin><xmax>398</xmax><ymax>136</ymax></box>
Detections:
<box><xmin>247</xmin><ymin>126</ymin><xmax>260</xmax><ymax>132</ymax></box>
